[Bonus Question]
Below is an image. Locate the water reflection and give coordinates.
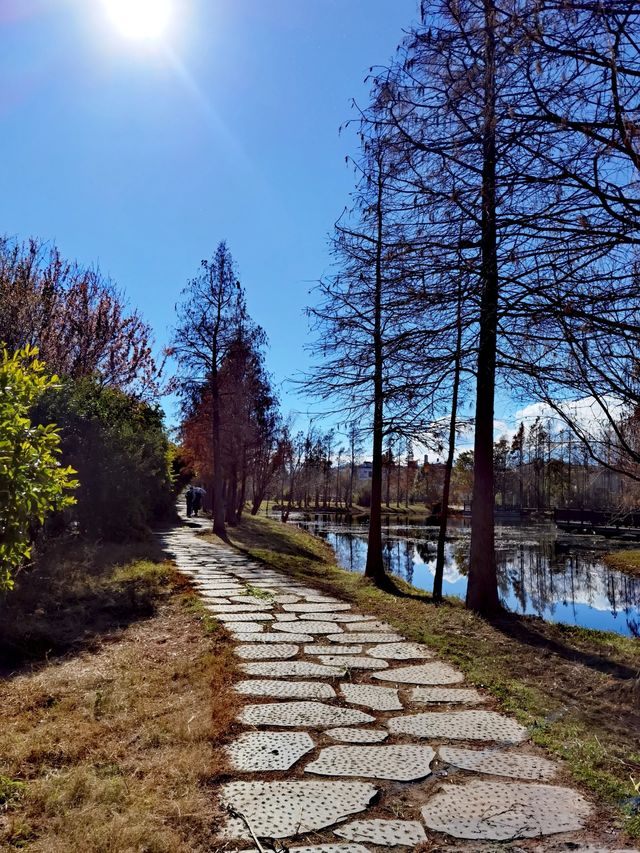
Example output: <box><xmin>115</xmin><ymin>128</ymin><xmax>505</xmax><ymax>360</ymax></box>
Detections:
<box><xmin>287</xmin><ymin>514</ymin><xmax>640</xmax><ymax>638</ymax></box>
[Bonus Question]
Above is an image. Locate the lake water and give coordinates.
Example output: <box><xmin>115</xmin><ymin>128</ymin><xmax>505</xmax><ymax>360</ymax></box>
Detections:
<box><xmin>285</xmin><ymin>513</ymin><xmax>640</xmax><ymax>638</ymax></box>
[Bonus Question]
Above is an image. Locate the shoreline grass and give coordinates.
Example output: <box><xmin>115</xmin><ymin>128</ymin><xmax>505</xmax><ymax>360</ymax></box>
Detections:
<box><xmin>604</xmin><ymin>549</ymin><xmax>640</xmax><ymax>578</ymax></box>
<box><xmin>203</xmin><ymin>513</ymin><xmax>640</xmax><ymax>841</ymax></box>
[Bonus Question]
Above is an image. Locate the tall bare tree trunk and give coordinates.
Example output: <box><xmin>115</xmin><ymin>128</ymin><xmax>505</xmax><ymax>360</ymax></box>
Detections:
<box><xmin>365</xmin><ymin>170</ymin><xmax>386</xmax><ymax>584</ymax></box>
<box><xmin>237</xmin><ymin>451</ymin><xmax>247</xmax><ymax>521</ymax></box>
<box><xmin>385</xmin><ymin>453</ymin><xmax>392</xmax><ymax>508</ymax></box>
<box><xmin>349</xmin><ymin>437</ymin><xmax>355</xmax><ymax>510</ymax></box>
<box><xmin>226</xmin><ymin>467</ymin><xmax>238</xmax><ymax>525</ymax></box>
<box><xmin>466</xmin><ymin>0</ymin><xmax>501</xmax><ymax>615</ymax></box>
<box><xmin>434</xmin><ymin>286</ymin><xmax>463</xmax><ymax>602</ymax></box>
<box><xmin>211</xmin><ymin>366</ymin><xmax>226</xmax><ymax>537</ymax></box>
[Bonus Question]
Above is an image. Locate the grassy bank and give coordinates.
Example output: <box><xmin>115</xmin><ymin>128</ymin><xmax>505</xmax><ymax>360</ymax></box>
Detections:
<box><xmin>0</xmin><ymin>539</ymin><xmax>240</xmax><ymax>852</ymax></box>
<box><xmin>206</xmin><ymin>513</ymin><xmax>640</xmax><ymax>839</ymax></box>
<box><xmin>268</xmin><ymin>502</ymin><xmax>436</xmax><ymax>518</ymax></box>
<box><xmin>605</xmin><ymin>549</ymin><xmax>640</xmax><ymax>577</ymax></box>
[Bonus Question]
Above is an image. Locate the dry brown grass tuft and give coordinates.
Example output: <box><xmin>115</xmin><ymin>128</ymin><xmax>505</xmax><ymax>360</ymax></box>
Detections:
<box><xmin>0</xmin><ymin>575</ymin><xmax>240</xmax><ymax>852</ymax></box>
<box><xmin>604</xmin><ymin>548</ymin><xmax>640</xmax><ymax>577</ymax></box>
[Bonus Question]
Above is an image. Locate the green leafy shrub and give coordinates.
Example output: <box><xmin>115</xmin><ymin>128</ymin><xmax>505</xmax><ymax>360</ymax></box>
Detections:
<box><xmin>34</xmin><ymin>378</ymin><xmax>174</xmax><ymax>539</ymax></box>
<box><xmin>0</xmin><ymin>346</ymin><xmax>77</xmax><ymax>590</ymax></box>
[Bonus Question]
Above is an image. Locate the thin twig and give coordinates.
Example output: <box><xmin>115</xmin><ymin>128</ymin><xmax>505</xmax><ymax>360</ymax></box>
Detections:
<box><xmin>228</xmin><ymin>806</ymin><xmax>268</xmax><ymax>853</ymax></box>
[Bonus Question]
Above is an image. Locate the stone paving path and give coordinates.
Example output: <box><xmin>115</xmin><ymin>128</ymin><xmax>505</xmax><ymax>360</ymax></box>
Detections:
<box><xmin>159</xmin><ymin>518</ymin><xmax>637</xmax><ymax>853</ymax></box>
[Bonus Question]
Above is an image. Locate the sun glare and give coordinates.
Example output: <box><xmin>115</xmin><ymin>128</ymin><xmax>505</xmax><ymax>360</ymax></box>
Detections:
<box><xmin>103</xmin><ymin>0</ymin><xmax>173</xmax><ymax>41</ymax></box>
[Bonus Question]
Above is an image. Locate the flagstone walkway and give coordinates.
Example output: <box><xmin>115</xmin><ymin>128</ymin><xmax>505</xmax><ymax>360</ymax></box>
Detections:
<box><xmin>159</xmin><ymin>517</ymin><xmax>637</xmax><ymax>853</ymax></box>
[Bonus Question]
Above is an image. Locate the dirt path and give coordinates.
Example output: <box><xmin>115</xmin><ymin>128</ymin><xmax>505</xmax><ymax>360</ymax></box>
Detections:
<box><xmin>161</xmin><ymin>517</ymin><xmax>638</xmax><ymax>853</ymax></box>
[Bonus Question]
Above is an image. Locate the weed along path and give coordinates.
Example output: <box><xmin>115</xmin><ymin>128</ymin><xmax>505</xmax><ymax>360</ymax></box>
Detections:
<box><xmin>159</xmin><ymin>517</ymin><xmax>637</xmax><ymax>853</ymax></box>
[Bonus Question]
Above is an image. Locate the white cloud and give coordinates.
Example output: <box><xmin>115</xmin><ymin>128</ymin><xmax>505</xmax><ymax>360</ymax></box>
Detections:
<box><xmin>512</xmin><ymin>395</ymin><xmax>627</xmax><ymax>438</ymax></box>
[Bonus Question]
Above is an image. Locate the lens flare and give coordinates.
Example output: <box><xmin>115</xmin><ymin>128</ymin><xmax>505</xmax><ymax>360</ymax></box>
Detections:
<box><xmin>103</xmin><ymin>0</ymin><xmax>172</xmax><ymax>40</ymax></box>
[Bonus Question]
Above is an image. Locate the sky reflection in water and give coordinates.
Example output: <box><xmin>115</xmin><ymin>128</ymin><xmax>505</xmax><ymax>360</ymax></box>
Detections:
<box><xmin>290</xmin><ymin>515</ymin><xmax>640</xmax><ymax>638</ymax></box>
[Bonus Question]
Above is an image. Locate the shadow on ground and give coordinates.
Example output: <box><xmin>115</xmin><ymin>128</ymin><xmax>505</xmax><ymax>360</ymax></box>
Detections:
<box><xmin>0</xmin><ymin>535</ymin><xmax>171</xmax><ymax>677</ymax></box>
<box><xmin>489</xmin><ymin>611</ymin><xmax>640</xmax><ymax>683</ymax></box>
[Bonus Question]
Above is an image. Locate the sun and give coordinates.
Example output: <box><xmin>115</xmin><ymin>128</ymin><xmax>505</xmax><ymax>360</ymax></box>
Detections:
<box><xmin>103</xmin><ymin>0</ymin><xmax>173</xmax><ymax>41</ymax></box>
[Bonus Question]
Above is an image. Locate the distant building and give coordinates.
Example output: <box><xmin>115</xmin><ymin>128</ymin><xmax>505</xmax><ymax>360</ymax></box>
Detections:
<box><xmin>356</xmin><ymin>461</ymin><xmax>373</xmax><ymax>480</ymax></box>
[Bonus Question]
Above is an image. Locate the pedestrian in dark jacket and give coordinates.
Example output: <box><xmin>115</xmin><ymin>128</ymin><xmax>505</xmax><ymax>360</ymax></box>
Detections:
<box><xmin>186</xmin><ymin>486</ymin><xmax>194</xmax><ymax>518</ymax></box>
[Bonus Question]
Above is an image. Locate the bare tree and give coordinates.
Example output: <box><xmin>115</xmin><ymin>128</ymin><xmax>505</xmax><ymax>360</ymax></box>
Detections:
<box><xmin>173</xmin><ymin>241</ymin><xmax>244</xmax><ymax>537</ymax></box>
<box><xmin>357</xmin><ymin>0</ymin><xmax>640</xmax><ymax>614</ymax></box>
<box><xmin>0</xmin><ymin>238</ymin><xmax>159</xmax><ymax>397</ymax></box>
<box><xmin>306</xmin><ymin>134</ymin><xmax>440</xmax><ymax>586</ymax></box>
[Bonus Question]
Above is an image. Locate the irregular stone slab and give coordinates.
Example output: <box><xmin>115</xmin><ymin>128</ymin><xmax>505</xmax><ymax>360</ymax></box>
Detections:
<box><xmin>410</xmin><ymin>687</ymin><xmax>486</xmax><ymax>704</ymax></box>
<box><xmin>220</xmin><ymin>780</ymin><xmax>377</xmax><ymax>839</ymax></box>
<box><xmin>275</xmin><ymin>613</ymin><xmax>299</xmax><ymax>621</ymax></box>
<box><xmin>305</xmin><ymin>744</ymin><xmax>435</xmax><ymax>781</ymax></box>
<box><xmin>439</xmin><ymin>746</ymin><xmax>558</xmax><ymax>780</ymax></box>
<box><xmin>368</xmin><ymin>642</ymin><xmax>433</xmax><ymax>660</ymax></box>
<box><xmin>388</xmin><ymin>710</ymin><xmax>527</xmax><ymax>743</ymax></box>
<box><xmin>344</xmin><ymin>620</ymin><xmax>393</xmax><ymax>633</ymax></box>
<box><xmin>303</xmin><ymin>595</ymin><xmax>346</xmax><ymax>604</ymax></box>
<box><xmin>228</xmin><ymin>596</ymin><xmax>274</xmax><ymax>607</ymax></box>
<box><xmin>214</xmin><ymin>612</ymin><xmax>274</xmax><ymax>622</ymax></box>
<box><xmin>319</xmin><ymin>655</ymin><xmax>388</xmax><ymax>671</ymax></box>
<box><xmin>283</xmin><ymin>603</ymin><xmax>352</xmax><ymax>613</ymax></box>
<box><xmin>233</xmin><ymin>631</ymin><xmax>315</xmax><ymax>643</ymax></box>
<box><xmin>235</xmin><ymin>679</ymin><xmax>336</xmax><ymax>700</ymax></box>
<box><xmin>536</xmin><ymin>848</ymin><xmax>640</xmax><ymax>853</ymax></box>
<box><xmin>373</xmin><ymin>663</ymin><xmax>463</xmax><ymax>685</ymax></box>
<box><xmin>193</xmin><ymin>577</ymin><xmax>238</xmax><ymax>585</ymax></box>
<box><xmin>226</xmin><ymin>622</ymin><xmax>266</xmax><ymax>634</ymax></box>
<box><xmin>226</xmin><ymin>731</ymin><xmax>315</xmax><ymax>772</ymax></box>
<box><xmin>305</xmin><ymin>645</ymin><xmax>364</xmax><ymax>655</ymax></box>
<box><xmin>340</xmin><ymin>684</ymin><xmax>403</xmax><ymax>711</ymax></box>
<box><xmin>198</xmin><ymin>579</ymin><xmax>240</xmax><ymax>592</ymax></box>
<box><xmin>328</xmin><ymin>633</ymin><xmax>403</xmax><ymax>644</ymax></box>
<box><xmin>206</xmin><ymin>604</ymin><xmax>272</xmax><ymax>614</ymax></box>
<box><xmin>288</xmin><ymin>846</ymin><xmax>370</xmax><ymax>853</ymax></box>
<box><xmin>300</xmin><ymin>613</ymin><xmax>370</xmax><ymax>623</ymax></box>
<box><xmin>326</xmin><ymin>728</ymin><xmax>388</xmax><ymax>743</ymax></box>
<box><xmin>336</xmin><ymin>819</ymin><xmax>427</xmax><ymax>847</ymax></box>
<box><xmin>241</xmin><ymin>661</ymin><xmax>346</xmax><ymax>678</ymax></box>
<box><xmin>420</xmin><ymin>780</ymin><xmax>591</xmax><ymax>840</ymax></box>
<box><xmin>274</xmin><ymin>621</ymin><xmax>343</xmax><ymax>635</ymax></box>
<box><xmin>235</xmin><ymin>643</ymin><xmax>299</xmax><ymax>660</ymax></box>
<box><xmin>239</xmin><ymin>701</ymin><xmax>375</xmax><ymax>729</ymax></box>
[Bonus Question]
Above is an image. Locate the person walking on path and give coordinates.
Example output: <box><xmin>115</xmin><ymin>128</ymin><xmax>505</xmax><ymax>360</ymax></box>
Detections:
<box><xmin>192</xmin><ymin>486</ymin><xmax>205</xmax><ymax>517</ymax></box>
<box><xmin>185</xmin><ymin>485</ymin><xmax>194</xmax><ymax>518</ymax></box>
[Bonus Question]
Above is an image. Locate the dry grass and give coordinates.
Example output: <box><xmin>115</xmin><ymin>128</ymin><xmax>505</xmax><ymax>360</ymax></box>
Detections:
<box><xmin>0</xmin><ymin>546</ymin><xmax>240</xmax><ymax>852</ymax></box>
<box><xmin>604</xmin><ymin>549</ymin><xmax>640</xmax><ymax>577</ymax></box>
<box><xmin>206</xmin><ymin>513</ymin><xmax>640</xmax><ymax>840</ymax></box>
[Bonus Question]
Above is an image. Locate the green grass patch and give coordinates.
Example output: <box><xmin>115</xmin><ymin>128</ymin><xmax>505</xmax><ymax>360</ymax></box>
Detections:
<box><xmin>0</xmin><ymin>775</ymin><xmax>25</xmax><ymax>806</ymax></box>
<box><xmin>241</xmin><ymin>584</ymin><xmax>273</xmax><ymax>599</ymax></box>
<box><xmin>180</xmin><ymin>592</ymin><xmax>224</xmax><ymax>636</ymax></box>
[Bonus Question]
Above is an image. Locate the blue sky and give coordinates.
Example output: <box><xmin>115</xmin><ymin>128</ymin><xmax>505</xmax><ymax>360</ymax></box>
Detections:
<box><xmin>0</xmin><ymin>0</ymin><xmax>420</xmax><ymax>428</ymax></box>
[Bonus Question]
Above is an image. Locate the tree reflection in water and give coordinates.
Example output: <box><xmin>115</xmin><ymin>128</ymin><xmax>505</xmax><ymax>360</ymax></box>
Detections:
<box><xmin>288</xmin><ymin>512</ymin><xmax>640</xmax><ymax>637</ymax></box>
